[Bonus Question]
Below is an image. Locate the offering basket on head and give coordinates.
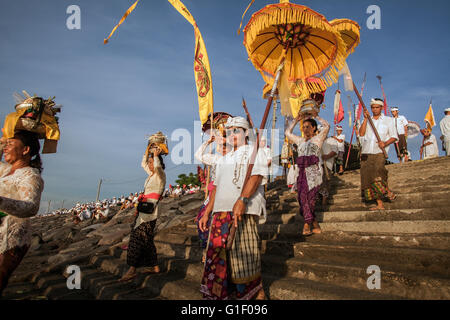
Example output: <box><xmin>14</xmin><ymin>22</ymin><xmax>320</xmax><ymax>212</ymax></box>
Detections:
<box><xmin>299</xmin><ymin>98</ymin><xmax>320</xmax><ymax>118</ymax></box>
<box><xmin>147</xmin><ymin>131</ymin><xmax>169</xmax><ymax>155</ymax></box>
<box><xmin>2</xmin><ymin>93</ymin><xmax>61</xmax><ymax>153</ymax></box>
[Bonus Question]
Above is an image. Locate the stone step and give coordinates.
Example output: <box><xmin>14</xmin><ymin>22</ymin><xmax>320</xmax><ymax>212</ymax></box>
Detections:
<box><xmin>337</xmin><ymin>171</ymin><xmax>450</xmax><ymax>183</ymax></box>
<box><xmin>155</xmin><ymin>241</ymin><xmax>204</xmax><ymax>261</ymax></box>
<box><xmin>331</xmin><ymin>170</ymin><xmax>450</xmax><ymax>182</ymax></box>
<box><xmin>259</xmin><ymin>230</ymin><xmax>450</xmax><ymax>250</ymax></box>
<box><xmin>0</xmin><ymin>282</ymin><xmax>46</xmax><ymax>300</ymax></box>
<box><xmin>266</xmin><ymin>208</ymin><xmax>449</xmax><ymax>224</ymax></box>
<box><xmin>316</xmin><ymin>199</ymin><xmax>450</xmax><ymax>212</ymax></box>
<box><xmin>270</xmin><ymin>190</ymin><xmax>450</xmax><ymax>208</ymax></box>
<box><xmin>140</xmin><ymin>274</ymin><xmax>202</xmax><ymax>300</ymax></box>
<box><xmin>261</xmin><ymin>241</ymin><xmax>450</xmax><ymax>278</ymax></box>
<box><xmin>263</xmin><ymin>274</ymin><xmax>402</xmax><ymax>300</ymax></box>
<box><xmin>266</xmin><ymin>194</ymin><xmax>450</xmax><ymax>213</ymax></box>
<box><xmin>262</xmin><ymin>255</ymin><xmax>450</xmax><ymax>300</ymax></box>
<box><xmin>274</xmin><ymin>181</ymin><xmax>450</xmax><ymax>200</ymax></box>
<box><xmin>258</xmin><ymin>220</ymin><xmax>450</xmax><ymax>235</ymax></box>
<box><xmin>315</xmin><ymin>175</ymin><xmax>450</xmax><ymax>189</ymax></box>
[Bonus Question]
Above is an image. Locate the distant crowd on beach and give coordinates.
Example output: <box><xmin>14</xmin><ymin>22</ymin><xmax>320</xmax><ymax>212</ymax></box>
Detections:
<box><xmin>40</xmin><ymin>183</ymin><xmax>203</xmax><ymax>220</ymax></box>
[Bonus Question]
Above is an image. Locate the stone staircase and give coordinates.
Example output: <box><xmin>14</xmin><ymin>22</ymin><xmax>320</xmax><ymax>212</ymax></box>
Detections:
<box><xmin>2</xmin><ymin>157</ymin><xmax>449</xmax><ymax>300</ymax></box>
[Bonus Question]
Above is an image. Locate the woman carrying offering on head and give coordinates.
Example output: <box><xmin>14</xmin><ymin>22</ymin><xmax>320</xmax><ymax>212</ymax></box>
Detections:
<box><xmin>120</xmin><ymin>141</ymin><xmax>166</xmax><ymax>282</ymax></box>
<box><xmin>285</xmin><ymin>110</ymin><xmax>329</xmax><ymax>236</ymax></box>
<box><xmin>0</xmin><ymin>131</ymin><xmax>44</xmax><ymax>295</ymax></box>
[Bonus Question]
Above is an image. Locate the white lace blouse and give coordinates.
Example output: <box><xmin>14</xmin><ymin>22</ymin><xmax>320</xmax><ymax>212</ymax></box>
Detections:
<box><xmin>285</xmin><ymin>116</ymin><xmax>330</xmax><ymax>157</ymax></box>
<box><xmin>285</xmin><ymin>117</ymin><xmax>330</xmax><ymax>191</ymax></box>
<box><xmin>0</xmin><ymin>162</ymin><xmax>44</xmax><ymax>254</ymax></box>
<box><xmin>134</xmin><ymin>153</ymin><xmax>166</xmax><ymax>229</ymax></box>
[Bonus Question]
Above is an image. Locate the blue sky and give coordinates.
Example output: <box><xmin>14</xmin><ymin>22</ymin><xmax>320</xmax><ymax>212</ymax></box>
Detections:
<box><xmin>1</xmin><ymin>0</ymin><xmax>449</xmax><ymax>213</ymax></box>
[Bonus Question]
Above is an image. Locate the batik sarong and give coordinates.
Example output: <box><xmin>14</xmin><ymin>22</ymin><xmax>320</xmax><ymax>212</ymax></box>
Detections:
<box><xmin>196</xmin><ymin>198</ymin><xmax>211</xmax><ymax>249</ymax></box>
<box><xmin>360</xmin><ymin>153</ymin><xmax>392</xmax><ymax>201</ymax></box>
<box><xmin>296</xmin><ymin>155</ymin><xmax>322</xmax><ymax>224</ymax></box>
<box><xmin>200</xmin><ymin>212</ymin><xmax>262</xmax><ymax>300</ymax></box>
<box><xmin>127</xmin><ymin>219</ymin><xmax>157</xmax><ymax>268</ymax></box>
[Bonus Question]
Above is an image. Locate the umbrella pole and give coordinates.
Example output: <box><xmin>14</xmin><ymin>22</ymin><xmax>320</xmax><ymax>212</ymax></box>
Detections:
<box><xmin>204</xmin><ymin>111</ymin><xmax>215</xmax><ymax>200</ymax></box>
<box><xmin>226</xmin><ymin>63</ymin><xmax>284</xmax><ymax>250</ymax></box>
<box><xmin>352</xmin><ymin>82</ymin><xmax>388</xmax><ymax>159</ymax></box>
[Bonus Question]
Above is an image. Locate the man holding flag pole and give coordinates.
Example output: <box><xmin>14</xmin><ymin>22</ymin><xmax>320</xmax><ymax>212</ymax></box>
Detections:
<box><xmin>359</xmin><ymin>98</ymin><xmax>398</xmax><ymax>211</ymax></box>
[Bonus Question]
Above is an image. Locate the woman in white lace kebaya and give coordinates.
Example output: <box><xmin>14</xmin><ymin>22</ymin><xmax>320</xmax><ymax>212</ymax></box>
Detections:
<box><xmin>120</xmin><ymin>146</ymin><xmax>166</xmax><ymax>282</ymax></box>
<box><xmin>0</xmin><ymin>131</ymin><xmax>44</xmax><ymax>295</ymax></box>
<box><xmin>285</xmin><ymin>112</ymin><xmax>329</xmax><ymax>236</ymax></box>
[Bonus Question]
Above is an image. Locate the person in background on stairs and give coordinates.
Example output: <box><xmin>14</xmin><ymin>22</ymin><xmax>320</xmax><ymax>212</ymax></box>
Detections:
<box><xmin>0</xmin><ymin>132</ymin><xmax>44</xmax><ymax>296</ymax></box>
<box><xmin>332</xmin><ymin>125</ymin><xmax>345</xmax><ymax>174</ymax></box>
<box><xmin>420</xmin><ymin>129</ymin><xmax>439</xmax><ymax>160</ymax></box>
<box><xmin>391</xmin><ymin>107</ymin><xmax>409</xmax><ymax>162</ymax></box>
<box><xmin>440</xmin><ymin>108</ymin><xmax>450</xmax><ymax>156</ymax></box>
<box><xmin>119</xmin><ymin>145</ymin><xmax>166</xmax><ymax>282</ymax></box>
<box><xmin>199</xmin><ymin>116</ymin><xmax>268</xmax><ymax>300</ymax></box>
<box><xmin>286</xmin><ymin>161</ymin><xmax>299</xmax><ymax>193</ymax></box>
<box><xmin>320</xmin><ymin>136</ymin><xmax>338</xmax><ymax>207</ymax></box>
<box><xmin>285</xmin><ymin>110</ymin><xmax>330</xmax><ymax>236</ymax></box>
<box><xmin>359</xmin><ymin>98</ymin><xmax>398</xmax><ymax>211</ymax></box>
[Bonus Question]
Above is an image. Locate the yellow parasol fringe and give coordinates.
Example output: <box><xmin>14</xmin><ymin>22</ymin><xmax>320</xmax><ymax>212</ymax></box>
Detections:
<box><xmin>104</xmin><ymin>0</ymin><xmax>140</xmax><ymax>44</ymax></box>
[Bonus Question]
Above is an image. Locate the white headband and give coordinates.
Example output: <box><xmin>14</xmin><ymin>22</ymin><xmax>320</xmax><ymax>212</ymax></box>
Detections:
<box><xmin>225</xmin><ymin>116</ymin><xmax>250</xmax><ymax>130</ymax></box>
<box><xmin>391</xmin><ymin>107</ymin><xmax>399</xmax><ymax>111</ymax></box>
<box><xmin>370</xmin><ymin>99</ymin><xmax>384</xmax><ymax>107</ymax></box>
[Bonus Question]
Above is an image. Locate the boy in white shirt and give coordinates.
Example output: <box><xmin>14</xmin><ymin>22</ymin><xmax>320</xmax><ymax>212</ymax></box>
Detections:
<box><xmin>391</xmin><ymin>107</ymin><xmax>409</xmax><ymax>162</ymax></box>
<box><xmin>332</xmin><ymin>125</ymin><xmax>345</xmax><ymax>174</ymax></box>
<box><xmin>420</xmin><ymin>129</ymin><xmax>439</xmax><ymax>159</ymax></box>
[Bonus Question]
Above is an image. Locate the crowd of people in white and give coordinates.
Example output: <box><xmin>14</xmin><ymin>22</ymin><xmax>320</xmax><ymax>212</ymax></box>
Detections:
<box><xmin>42</xmin><ymin>183</ymin><xmax>203</xmax><ymax>220</ymax></box>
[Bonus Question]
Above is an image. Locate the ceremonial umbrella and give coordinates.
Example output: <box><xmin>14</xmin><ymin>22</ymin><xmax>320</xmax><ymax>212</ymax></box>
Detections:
<box><xmin>329</xmin><ymin>19</ymin><xmax>361</xmax><ymax>56</ymax></box>
<box><xmin>243</xmin><ymin>1</ymin><xmax>348</xmax><ymax>101</ymax></box>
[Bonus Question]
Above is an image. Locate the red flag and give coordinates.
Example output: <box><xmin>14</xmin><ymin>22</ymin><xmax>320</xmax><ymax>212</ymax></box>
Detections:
<box><xmin>334</xmin><ymin>97</ymin><xmax>345</xmax><ymax>124</ymax></box>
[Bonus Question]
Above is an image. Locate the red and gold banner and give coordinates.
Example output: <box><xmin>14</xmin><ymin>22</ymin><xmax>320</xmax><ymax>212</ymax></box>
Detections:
<box><xmin>168</xmin><ymin>0</ymin><xmax>214</xmax><ymax>124</ymax></box>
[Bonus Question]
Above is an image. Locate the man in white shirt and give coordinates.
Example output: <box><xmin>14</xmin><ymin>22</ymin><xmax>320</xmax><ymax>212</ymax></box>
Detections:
<box><xmin>420</xmin><ymin>129</ymin><xmax>439</xmax><ymax>159</ymax></box>
<box><xmin>439</xmin><ymin>108</ymin><xmax>450</xmax><ymax>156</ymax></box>
<box><xmin>286</xmin><ymin>162</ymin><xmax>299</xmax><ymax>192</ymax></box>
<box><xmin>359</xmin><ymin>98</ymin><xmax>398</xmax><ymax>210</ymax></box>
<box><xmin>391</xmin><ymin>107</ymin><xmax>409</xmax><ymax>162</ymax></box>
<box><xmin>259</xmin><ymin>137</ymin><xmax>272</xmax><ymax>168</ymax></box>
<box><xmin>199</xmin><ymin>116</ymin><xmax>267</xmax><ymax>301</ymax></box>
<box><xmin>332</xmin><ymin>125</ymin><xmax>345</xmax><ymax>174</ymax></box>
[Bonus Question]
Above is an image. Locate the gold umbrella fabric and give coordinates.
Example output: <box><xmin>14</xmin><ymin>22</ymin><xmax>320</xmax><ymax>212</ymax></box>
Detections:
<box><xmin>329</xmin><ymin>19</ymin><xmax>360</xmax><ymax>56</ymax></box>
<box><xmin>243</xmin><ymin>1</ymin><xmax>348</xmax><ymax>98</ymax></box>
